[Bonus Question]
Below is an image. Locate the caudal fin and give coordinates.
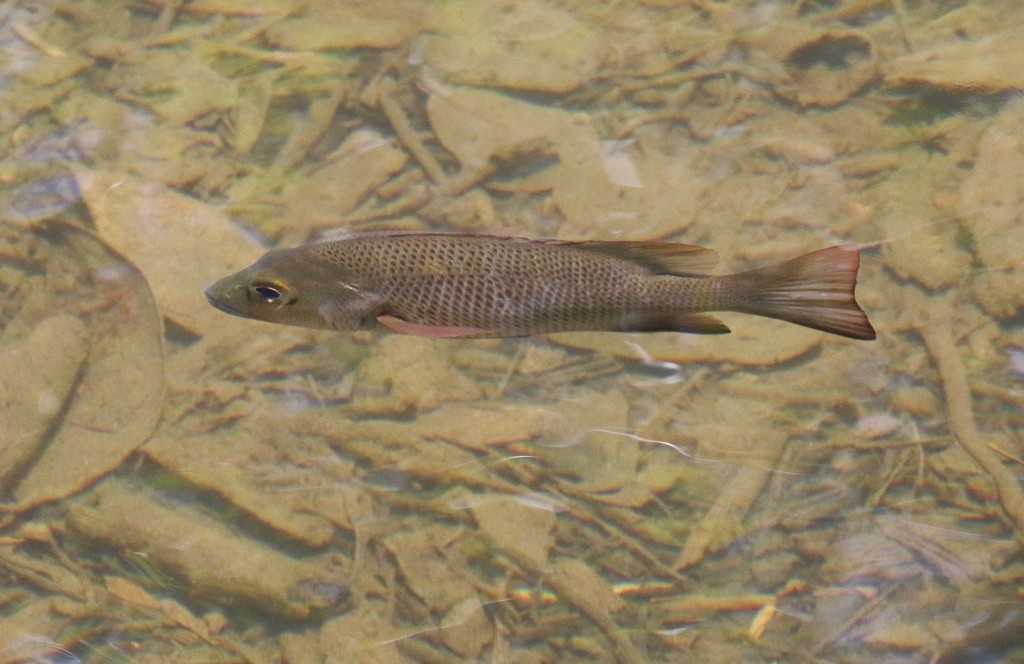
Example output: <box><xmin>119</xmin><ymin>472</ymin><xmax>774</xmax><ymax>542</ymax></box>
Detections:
<box><xmin>730</xmin><ymin>245</ymin><xmax>876</xmax><ymax>340</ymax></box>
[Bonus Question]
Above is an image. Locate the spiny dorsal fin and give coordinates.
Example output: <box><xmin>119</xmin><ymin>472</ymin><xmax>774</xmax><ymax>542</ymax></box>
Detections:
<box><xmin>565</xmin><ymin>240</ymin><xmax>719</xmax><ymax>276</ymax></box>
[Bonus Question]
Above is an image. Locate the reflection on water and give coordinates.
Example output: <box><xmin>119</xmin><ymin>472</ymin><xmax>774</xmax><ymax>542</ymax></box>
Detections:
<box><xmin>1</xmin><ymin>1</ymin><xmax>1023</xmax><ymax>662</ymax></box>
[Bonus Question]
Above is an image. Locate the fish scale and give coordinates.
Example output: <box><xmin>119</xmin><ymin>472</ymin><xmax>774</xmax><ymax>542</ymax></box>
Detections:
<box><xmin>205</xmin><ymin>231</ymin><xmax>876</xmax><ymax>341</ymax></box>
<box><xmin>311</xmin><ymin>234</ymin><xmax>657</xmax><ymax>333</ymax></box>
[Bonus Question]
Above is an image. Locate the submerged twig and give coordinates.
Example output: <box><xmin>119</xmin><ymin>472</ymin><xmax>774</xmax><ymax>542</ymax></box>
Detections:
<box><xmin>811</xmin><ymin>583</ymin><xmax>901</xmax><ymax>655</ymax></box>
<box><xmin>920</xmin><ymin>299</ymin><xmax>1024</xmax><ymax>544</ymax></box>
<box><xmin>890</xmin><ymin>0</ymin><xmax>913</xmax><ymax>51</ymax></box>
<box><xmin>373</xmin><ymin>77</ymin><xmax>449</xmax><ymax>186</ymax></box>
<box><xmin>151</xmin><ymin>0</ymin><xmax>184</xmax><ymax>35</ymax></box>
<box><xmin>274</xmin><ymin>82</ymin><xmax>350</xmax><ymax>171</ymax></box>
<box><xmin>338</xmin><ymin>161</ymin><xmax>495</xmax><ymax>227</ymax></box>
<box><xmin>673</xmin><ymin>431</ymin><xmax>789</xmax><ymax>570</ymax></box>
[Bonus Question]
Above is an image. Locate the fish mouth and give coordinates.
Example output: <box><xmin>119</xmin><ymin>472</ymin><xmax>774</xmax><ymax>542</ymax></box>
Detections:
<box><xmin>205</xmin><ymin>287</ymin><xmax>246</xmax><ymax>317</ymax></box>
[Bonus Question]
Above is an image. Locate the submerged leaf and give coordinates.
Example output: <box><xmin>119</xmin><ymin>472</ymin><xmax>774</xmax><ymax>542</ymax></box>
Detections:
<box><xmin>0</xmin><ymin>316</ymin><xmax>89</xmax><ymax>492</ymax></box>
<box><xmin>4</xmin><ymin>223</ymin><xmax>165</xmax><ymax>509</ymax></box>
<box><xmin>472</xmin><ymin>494</ymin><xmax>556</xmax><ymax>570</ymax></box>
<box><xmin>883</xmin><ymin>30</ymin><xmax>1024</xmax><ymax>94</ymax></box>
<box><xmin>67</xmin><ymin>481</ymin><xmax>350</xmax><ymax>619</ymax></box>
<box><xmin>422</xmin><ymin>0</ymin><xmax>604</xmax><ymax>93</ymax></box>
<box><xmin>75</xmin><ymin>169</ymin><xmax>265</xmax><ymax>335</ymax></box>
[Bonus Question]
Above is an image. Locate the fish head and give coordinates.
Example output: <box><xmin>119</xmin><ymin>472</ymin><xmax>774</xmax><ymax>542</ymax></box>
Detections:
<box><xmin>205</xmin><ymin>247</ymin><xmax>384</xmax><ymax>331</ymax></box>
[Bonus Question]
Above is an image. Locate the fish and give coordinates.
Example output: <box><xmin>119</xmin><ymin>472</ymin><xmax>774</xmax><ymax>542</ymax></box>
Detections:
<box><xmin>205</xmin><ymin>231</ymin><xmax>876</xmax><ymax>340</ymax></box>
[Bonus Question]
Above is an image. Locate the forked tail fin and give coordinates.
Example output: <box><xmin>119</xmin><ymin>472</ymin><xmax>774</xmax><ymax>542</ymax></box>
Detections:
<box><xmin>729</xmin><ymin>245</ymin><xmax>876</xmax><ymax>340</ymax></box>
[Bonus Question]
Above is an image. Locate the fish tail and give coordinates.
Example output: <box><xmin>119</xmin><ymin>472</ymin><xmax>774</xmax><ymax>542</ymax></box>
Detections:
<box><xmin>728</xmin><ymin>245</ymin><xmax>876</xmax><ymax>340</ymax></box>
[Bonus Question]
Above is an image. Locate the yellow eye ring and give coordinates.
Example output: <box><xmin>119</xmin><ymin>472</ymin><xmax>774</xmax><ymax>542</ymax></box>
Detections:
<box><xmin>250</xmin><ymin>281</ymin><xmax>295</xmax><ymax>304</ymax></box>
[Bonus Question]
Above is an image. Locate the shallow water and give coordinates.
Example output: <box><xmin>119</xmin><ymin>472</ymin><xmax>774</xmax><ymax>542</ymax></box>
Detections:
<box><xmin>2</xmin><ymin>1</ymin><xmax>1023</xmax><ymax>662</ymax></box>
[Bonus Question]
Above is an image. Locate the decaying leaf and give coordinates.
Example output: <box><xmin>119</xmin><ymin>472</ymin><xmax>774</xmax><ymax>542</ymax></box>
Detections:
<box><xmin>421</xmin><ymin>0</ymin><xmax>604</xmax><ymax>93</ymax></box>
<box><xmin>102</xmin><ymin>49</ymin><xmax>239</xmax><ymax>125</ymax></box>
<box><xmin>53</xmin><ymin>91</ymin><xmax>224</xmax><ymax>188</ymax></box>
<box><xmin>674</xmin><ymin>442</ymin><xmax>787</xmax><ymax>570</ymax></box>
<box><xmin>547</xmin><ymin>557</ymin><xmax>623</xmax><ymax>619</ymax></box>
<box><xmin>958</xmin><ymin>99</ymin><xmax>1024</xmax><ymax>318</ymax></box>
<box><xmin>427</xmin><ymin>84</ymin><xmax>703</xmax><ymax>238</ymax></box>
<box><xmin>75</xmin><ymin>168</ymin><xmax>265</xmax><ymax>335</ymax></box>
<box><xmin>265</xmin><ymin>2</ymin><xmax>426</xmax><ymax>50</ymax></box>
<box><xmin>314</xmin><ymin>604</ymin><xmax>409</xmax><ymax>664</ymax></box>
<box><xmin>137</xmin><ymin>0</ymin><xmax>294</xmax><ymax>15</ymax></box>
<box><xmin>0</xmin><ymin>316</ymin><xmax>89</xmax><ymax>492</ymax></box>
<box><xmin>105</xmin><ymin>575</ymin><xmax>163</xmax><ymax>611</ymax></box>
<box><xmin>544</xmin><ymin>558</ymin><xmax>645</xmax><ymax>664</ymax></box>
<box><xmin>18</xmin><ymin>51</ymin><xmax>92</xmax><ymax>87</ymax></box>
<box><xmin>232</xmin><ymin>72</ymin><xmax>277</xmax><ymax>154</ymax></box>
<box><xmin>743</xmin><ymin>23</ymin><xmax>877</xmax><ymax>108</ymax></box>
<box><xmin>415</xmin><ymin>402</ymin><xmax>552</xmax><ymax>450</ymax></box>
<box><xmin>2</xmin><ymin>223</ymin><xmax>165</xmax><ymax>510</ymax></box>
<box><xmin>381</xmin><ymin>526</ymin><xmax>477</xmax><ymax>612</ymax></box>
<box><xmin>427</xmin><ymin>84</ymin><xmax>571</xmax><ymax>172</ymax></box>
<box><xmin>529</xmin><ymin>389</ymin><xmax>639</xmax><ymax>496</ymax></box>
<box><xmin>883</xmin><ymin>30</ymin><xmax>1024</xmax><ymax>94</ymax></box>
<box><xmin>352</xmin><ymin>335</ymin><xmax>485</xmax><ymax>412</ymax></box>
<box><xmin>436</xmin><ymin>596</ymin><xmax>492</xmax><ymax>658</ymax></box>
<box><xmin>142</xmin><ymin>423</ymin><xmax>344</xmax><ymax>549</ymax></box>
<box><xmin>281</xmin><ymin>129</ymin><xmax>408</xmax><ymax>235</ymax></box>
<box><xmin>67</xmin><ymin>481</ymin><xmax>350</xmax><ymax>619</ymax></box>
<box><xmin>0</xmin><ymin>600</ymin><xmax>69</xmax><ymax>664</ymax></box>
<box><xmin>472</xmin><ymin>494</ymin><xmax>556</xmax><ymax>571</ymax></box>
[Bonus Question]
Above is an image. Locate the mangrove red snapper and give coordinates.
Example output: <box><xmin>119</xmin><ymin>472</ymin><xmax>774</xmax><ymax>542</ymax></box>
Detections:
<box><xmin>205</xmin><ymin>232</ymin><xmax>875</xmax><ymax>340</ymax></box>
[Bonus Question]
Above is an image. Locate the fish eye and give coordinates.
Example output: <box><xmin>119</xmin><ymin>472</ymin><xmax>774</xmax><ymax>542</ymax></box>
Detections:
<box><xmin>250</xmin><ymin>281</ymin><xmax>293</xmax><ymax>304</ymax></box>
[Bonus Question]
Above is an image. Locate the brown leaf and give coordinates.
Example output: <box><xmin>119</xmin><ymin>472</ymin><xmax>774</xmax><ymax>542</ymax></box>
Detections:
<box><xmin>7</xmin><ymin>223</ymin><xmax>165</xmax><ymax>509</ymax></box>
<box><xmin>75</xmin><ymin>169</ymin><xmax>265</xmax><ymax>335</ymax></box>
<box><xmin>0</xmin><ymin>316</ymin><xmax>89</xmax><ymax>492</ymax></box>
<box><xmin>472</xmin><ymin>495</ymin><xmax>555</xmax><ymax>571</ymax></box>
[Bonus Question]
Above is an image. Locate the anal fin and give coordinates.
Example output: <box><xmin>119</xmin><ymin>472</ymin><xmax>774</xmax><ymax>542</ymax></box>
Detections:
<box><xmin>646</xmin><ymin>313</ymin><xmax>731</xmax><ymax>335</ymax></box>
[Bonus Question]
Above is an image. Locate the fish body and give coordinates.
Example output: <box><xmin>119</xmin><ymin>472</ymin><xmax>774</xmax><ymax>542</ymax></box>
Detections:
<box><xmin>205</xmin><ymin>232</ymin><xmax>875</xmax><ymax>340</ymax></box>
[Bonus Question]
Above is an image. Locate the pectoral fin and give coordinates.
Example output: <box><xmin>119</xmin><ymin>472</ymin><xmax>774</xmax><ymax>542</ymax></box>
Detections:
<box><xmin>376</xmin><ymin>314</ymin><xmax>495</xmax><ymax>338</ymax></box>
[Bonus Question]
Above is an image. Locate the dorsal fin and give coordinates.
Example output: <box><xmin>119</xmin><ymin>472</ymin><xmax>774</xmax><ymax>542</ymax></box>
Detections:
<box><xmin>566</xmin><ymin>240</ymin><xmax>719</xmax><ymax>276</ymax></box>
<box><xmin>312</xmin><ymin>231</ymin><xmax>719</xmax><ymax>275</ymax></box>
